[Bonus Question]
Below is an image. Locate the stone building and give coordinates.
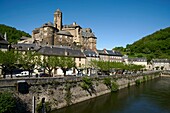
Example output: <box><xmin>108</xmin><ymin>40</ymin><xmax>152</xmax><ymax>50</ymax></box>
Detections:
<box><xmin>151</xmin><ymin>59</ymin><xmax>170</xmax><ymax>70</ymax></box>
<box><xmin>97</xmin><ymin>49</ymin><xmax>123</xmax><ymax>62</ymax></box>
<box><xmin>32</xmin><ymin>9</ymin><xmax>97</xmax><ymax>50</ymax></box>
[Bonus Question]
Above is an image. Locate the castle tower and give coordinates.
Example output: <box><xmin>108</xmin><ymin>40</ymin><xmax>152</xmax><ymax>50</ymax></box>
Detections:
<box><xmin>54</xmin><ymin>9</ymin><xmax>62</xmax><ymax>30</ymax></box>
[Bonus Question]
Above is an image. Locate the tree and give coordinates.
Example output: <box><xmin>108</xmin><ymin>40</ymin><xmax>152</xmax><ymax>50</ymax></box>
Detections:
<box><xmin>36</xmin><ymin>55</ymin><xmax>75</xmax><ymax>76</ymax></box>
<box><xmin>125</xmin><ymin>27</ymin><xmax>170</xmax><ymax>59</ymax></box>
<box><xmin>36</xmin><ymin>55</ymin><xmax>59</xmax><ymax>76</ymax></box>
<box><xmin>18</xmin><ymin>51</ymin><xmax>37</xmax><ymax>77</ymax></box>
<box><xmin>58</xmin><ymin>57</ymin><xmax>75</xmax><ymax>76</ymax></box>
<box><xmin>90</xmin><ymin>60</ymin><xmax>145</xmax><ymax>75</ymax></box>
<box><xmin>44</xmin><ymin>56</ymin><xmax>60</xmax><ymax>76</ymax></box>
<box><xmin>0</xmin><ymin>50</ymin><xmax>19</xmax><ymax>78</ymax></box>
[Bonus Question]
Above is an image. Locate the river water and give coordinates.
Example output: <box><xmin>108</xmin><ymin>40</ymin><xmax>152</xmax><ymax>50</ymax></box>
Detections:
<box><xmin>52</xmin><ymin>77</ymin><xmax>170</xmax><ymax>113</ymax></box>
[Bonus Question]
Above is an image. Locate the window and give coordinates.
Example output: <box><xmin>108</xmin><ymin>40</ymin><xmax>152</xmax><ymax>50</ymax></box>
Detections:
<box><xmin>79</xmin><ymin>63</ymin><xmax>81</xmax><ymax>67</ymax></box>
<box><xmin>79</xmin><ymin>58</ymin><xmax>81</xmax><ymax>61</ymax></box>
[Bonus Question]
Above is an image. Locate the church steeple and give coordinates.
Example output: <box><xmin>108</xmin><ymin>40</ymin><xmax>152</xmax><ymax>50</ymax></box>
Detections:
<box><xmin>54</xmin><ymin>9</ymin><xmax>62</xmax><ymax>30</ymax></box>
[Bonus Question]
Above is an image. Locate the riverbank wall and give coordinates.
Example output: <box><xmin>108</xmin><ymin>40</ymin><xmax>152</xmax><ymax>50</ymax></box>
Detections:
<box><xmin>0</xmin><ymin>72</ymin><xmax>160</xmax><ymax>112</ymax></box>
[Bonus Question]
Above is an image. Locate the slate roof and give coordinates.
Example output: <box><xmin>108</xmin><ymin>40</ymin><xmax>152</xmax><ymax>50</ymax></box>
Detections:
<box><xmin>152</xmin><ymin>59</ymin><xmax>170</xmax><ymax>63</ymax></box>
<box><xmin>32</xmin><ymin>28</ymin><xmax>40</xmax><ymax>33</ymax></box>
<box><xmin>37</xmin><ymin>46</ymin><xmax>85</xmax><ymax>58</ymax></box>
<box><xmin>63</xmin><ymin>23</ymin><xmax>80</xmax><ymax>28</ymax></box>
<box><xmin>57</xmin><ymin>30</ymin><xmax>73</xmax><ymax>36</ymax></box>
<box><xmin>12</xmin><ymin>43</ymin><xmax>41</xmax><ymax>51</ymax></box>
<box><xmin>105</xmin><ymin>50</ymin><xmax>123</xmax><ymax>56</ymax></box>
<box><xmin>81</xmin><ymin>28</ymin><xmax>96</xmax><ymax>38</ymax></box>
<box><xmin>128</xmin><ymin>58</ymin><xmax>147</xmax><ymax>62</ymax></box>
<box><xmin>83</xmin><ymin>49</ymin><xmax>99</xmax><ymax>57</ymax></box>
<box><xmin>42</xmin><ymin>22</ymin><xmax>54</xmax><ymax>27</ymax></box>
<box><xmin>97</xmin><ymin>50</ymin><xmax>107</xmax><ymax>55</ymax></box>
<box><xmin>20</xmin><ymin>36</ymin><xmax>31</xmax><ymax>40</ymax></box>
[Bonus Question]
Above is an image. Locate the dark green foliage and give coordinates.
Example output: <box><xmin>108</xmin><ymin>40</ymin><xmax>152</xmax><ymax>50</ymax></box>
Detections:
<box><xmin>80</xmin><ymin>77</ymin><xmax>96</xmax><ymax>96</ymax></box>
<box><xmin>36</xmin><ymin>101</ymin><xmax>51</xmax><ymax>113</ymax></box>
<box><xmin>0</xmin><ymin>92</ymin><xmax>29</xmax><ymax>113</ymax></box>
<box><xmin>111</xmin><ymin>82</ymin><xmax>119</xmax><ymax>92</ymax></box>
<box><xmin>103</xmin><ymin>77</ymin><xmax>112</xmax><ymax>88</ymax></box>
<box><xmin>80</xmin><ymin>77</ymin><xmax>93</xmax><ymax>90</ymax></box>
<box><xmin>103</xmin><ymin>77</ymin><xmax>119</xmax><ymax>92</ymax></box>
<box><xmin>0</xmin><ymin>24</ymin><xmax>31</xmax><ymax>43</ymax></box>
<box><xmin>113</xmin><ymin>27</ymin><xmax>170</xmax><ymax>60</ymax></box>
<box><xmin>135</xmin><ymin>79</ymin><xmax>142</xmax><ymax>85</ymax></box>
<box><xmin>0</xmin><ymin>50</ymin><xmax>19</xmax><ymax>78</ymax></box>
<box><xmin>143</xmin><ymin>76</ymin><xmax>147</xmax><ymax>82</ymax></box>
<box><xmin>0</xmin><ymin>92</ymin><xmax>16</xmax><ymax>113</ymax></box>
<box><xmin>91</xmin><ymin>60</ymin><xmax>144</xmax><ymax>74</ymax></box>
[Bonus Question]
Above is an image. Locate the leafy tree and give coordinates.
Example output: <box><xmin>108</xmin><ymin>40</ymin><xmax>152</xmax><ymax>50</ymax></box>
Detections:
<box><xmin>36</xmin><ymin>56</ymin><xmax>75</xmax><ymax>76</ymax></box>
<box><xmin>18</xmin><ymin>51</ymin><xmax>37</xmax><ymax>77</ymax></box>
<box><xmin>36</xmin><ymin>55</ymin><xmax>59</xmax><ymax>76</ymax></box>
<box><xmin>0</xmin><ymin>50</ymin><xmax>19</xmax><ymax>78</ymax></box>
<box><xmin>90</xmin><ymin>60</ymin><xmax>144</xmax><ymax>75</ymax></box>
<box><xmin>58</xmin><ymin>57</ymin><xmax>75</xmax><ymax>76</ymax></box>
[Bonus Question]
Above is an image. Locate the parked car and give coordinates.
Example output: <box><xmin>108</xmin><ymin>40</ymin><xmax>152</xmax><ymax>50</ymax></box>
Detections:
<box><xmin>39</xmin><ymin>73</ymin><xmax>51</xmax><ymax>77</ymax></box>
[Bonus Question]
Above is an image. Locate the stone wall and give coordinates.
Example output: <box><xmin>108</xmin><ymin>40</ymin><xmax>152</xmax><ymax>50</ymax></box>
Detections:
<box><xmin>0</xmin><ymin>72</ymin><xmax>160</xmax><ymax>112</ymax></box>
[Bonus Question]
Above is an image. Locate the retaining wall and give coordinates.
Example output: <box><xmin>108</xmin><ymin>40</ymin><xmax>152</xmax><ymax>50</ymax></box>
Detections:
<box><xmin>0</xmin><ymin>72</ymin><xmax>160</xmax><ymax>112</ymax></box>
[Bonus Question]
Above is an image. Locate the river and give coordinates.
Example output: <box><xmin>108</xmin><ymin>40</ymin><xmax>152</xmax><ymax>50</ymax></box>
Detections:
<box><xmin>51</xmin><ymin>77</ymin><xmax>170</xmax><ymax>113</ymax></box>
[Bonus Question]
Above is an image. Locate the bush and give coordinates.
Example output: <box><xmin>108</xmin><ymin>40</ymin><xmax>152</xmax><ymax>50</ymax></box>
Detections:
<box><xmin>135</xmin><ymin>79</ymin><xmax>142</xmax><ymax>85</ymax></box>
<box><xmin>80</xmin><ymin>77</ymin><xmax>93</xmax><ymax>90</ymax></box>
<box><xmin>111</xmin><ymin>82</ymin><xmax>119</xmax><ymax>92</ymax></box>
<box><xmin>0</xmin><ymin>92</ymin><xmax>16</xmax><ymax>113</ymax></box>
<box><xmin>103</xmin><ymin>77</ymin><xmax>111</xmax><ymax>88</ymax></box>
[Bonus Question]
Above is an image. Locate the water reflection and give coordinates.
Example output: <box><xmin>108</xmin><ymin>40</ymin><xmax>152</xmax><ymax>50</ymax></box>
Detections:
<box><xmin>52</xmin><ymin>77</ymin><xmax>170</xmax><ymax>113</ymax></box>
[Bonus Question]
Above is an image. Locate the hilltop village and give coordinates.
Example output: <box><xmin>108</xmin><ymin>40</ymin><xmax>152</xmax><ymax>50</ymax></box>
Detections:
<box><xmin>0</xmin><ymin>9</ymin><xmax>170</xmax><ymax>77</ymax></box>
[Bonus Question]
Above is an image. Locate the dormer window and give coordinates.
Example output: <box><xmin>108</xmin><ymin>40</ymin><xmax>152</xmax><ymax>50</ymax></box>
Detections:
<box><xmin>30</xmin><ymin>47</ymin><xmax>34</xmax><ymax>50</ymax></box>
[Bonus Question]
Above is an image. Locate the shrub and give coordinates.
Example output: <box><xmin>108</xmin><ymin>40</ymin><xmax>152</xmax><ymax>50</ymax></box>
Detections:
<box><xmin>135</xmin><ymin>79</ymin><xmax>142</xmax><ymax>85</ymax></box>
<box><xmin>111</xmin><ymin>81</ymin><xmax>119</xmax><ymax>92</ymax></box>
<box><xmin>103</xmin><ymin>77</ymin><xmax>111</xmax><ymax>88</ymax></box>
<box><xmin>0</xmin><ymin>92</ymin><xmax>16</xmax><ymax>113</ymax></box>
<box><xmin>80</xmin><ymin>77</ymin><xmax>93</xmax><ymax>90</ymax></box>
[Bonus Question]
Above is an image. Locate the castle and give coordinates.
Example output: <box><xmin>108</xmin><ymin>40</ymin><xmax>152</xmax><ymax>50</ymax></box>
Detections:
<box><xmin>31</xmin><ymin>9</ymin><xmax>97</xmax><ymax>50</ymax></box>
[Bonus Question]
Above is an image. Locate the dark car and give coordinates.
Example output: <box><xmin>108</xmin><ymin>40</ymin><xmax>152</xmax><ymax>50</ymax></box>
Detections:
<box><xmin>39</xmin><ymin>73</ymin><xmax>51</xmax><ymax>77</ymax></box>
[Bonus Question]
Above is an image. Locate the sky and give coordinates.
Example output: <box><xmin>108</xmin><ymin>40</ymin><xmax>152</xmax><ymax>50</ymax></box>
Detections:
<box><xmin>0</xmin><ymin>0</ymin><xmax>170</xmax><ymax>50</ymax></box>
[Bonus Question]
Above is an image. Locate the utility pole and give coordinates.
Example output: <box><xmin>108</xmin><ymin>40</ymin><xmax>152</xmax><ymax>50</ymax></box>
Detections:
<box><xmin>32</xmin><ymin>96</ymin><xmax>35</xmax><ymax>113</ymax></box>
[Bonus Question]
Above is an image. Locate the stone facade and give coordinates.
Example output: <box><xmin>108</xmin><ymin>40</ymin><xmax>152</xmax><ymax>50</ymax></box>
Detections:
<box><xmin>97</xmin><ymin>49</ymin><xmax>123</xmax><ymax>62</ymax></box>
<box><xmin>151</xmin><ymin>59</ymin><xmax>170</xmax><ymax>70</ymax></box>
<box><xmin>32</xmin><ymin>9</ymin><xmax>97</xmax><ymax>50</ymax></box>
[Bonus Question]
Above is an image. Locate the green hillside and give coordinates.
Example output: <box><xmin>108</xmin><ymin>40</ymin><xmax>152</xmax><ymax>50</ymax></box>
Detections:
<box><xmin>0</xmin><ymin>24</ymin><xmax>31</xmax><ymax>43</ymax></box>
<box><xmin>113</xmin><ymin>27</ymin><xmax>170</xmax><ymax>61</ymax></box>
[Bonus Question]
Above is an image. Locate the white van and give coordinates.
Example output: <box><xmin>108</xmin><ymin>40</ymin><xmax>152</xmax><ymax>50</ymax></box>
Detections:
<box><xmin>16</xmin><ymin>71</ymin><xmax>29</xmax><ymax>77</ymax></box>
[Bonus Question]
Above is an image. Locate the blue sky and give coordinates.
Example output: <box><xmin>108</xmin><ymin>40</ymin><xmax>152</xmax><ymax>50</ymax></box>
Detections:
<box><xmin>0</xmin><ymin>0</ymin><xmax>170</xmax><ymax>49</ymax></box>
